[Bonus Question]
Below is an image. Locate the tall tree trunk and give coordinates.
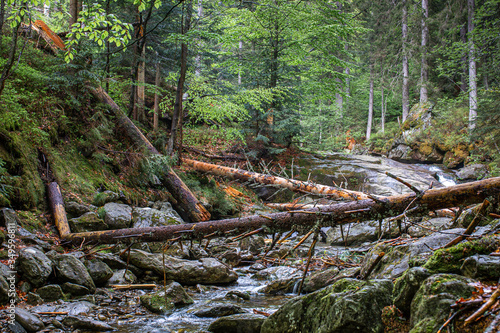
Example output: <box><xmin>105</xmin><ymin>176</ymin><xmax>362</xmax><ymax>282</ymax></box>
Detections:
<box><xmin>238</xmin><ymin>40</ymin><xmax>243</xmax><ymax>85</ymax></box>
<box><xmin>381</xmin><ymin>85</ymin><xmax>385</xmax><ymax>133</ymax></box>
<box><xmin>460</xmin><ymin>24</ymin><xmax>468</xmax><ymax>93</ymax></box>
<box><xmin>137</xmin><ymin>42</ymin><xmax>146</xmax><ymax>122</ymax></box>
<box><xmin>154</xmin><ymin>53</ymin><xmax>160</xmax><ymax>131</ymax></box>
<box><xmin>167</xmin><ymin>0</ymin><xmax>192</xmax><ymax>156</ymax></box>
<box><xmin>0</xmin><ymin>0</ymin><xmax>5</xmax><ymax>45</ymax></box>
<box><xmin>468</xmin><ymin>0</ymin><xmax>477</xmax><ymax>131</ymax></box>
<box><xmin>419</xmin><ymin>0</ymin><xmax>429</xmax><ymax>103</ymax></box>
<box><xmin>0</xmin><ymin>5</ymin><xmax>25</xmax><ymax>96</ymax></box>
<box><xmin>69</xmin><ymin>0</ymin><xmax>78</xmax><ymax>27</ymax></box>
<box><xmin>105</xmin><ymin>0</ymin><xmax>111</xmax><ymax>93</ymax></box>
<box><xmin>195</xmin><ymin>0</ymin><xmax>203</xmax><ymax>76</ymax></box>
<box><xmin>402</xmin><ymin>0</ymin><xmax>409</xmax><ymax>122</ymax></box>
<box><xmin>366</xmin><ymin>74</ymin><xmax>374</xmax><ymax>140</ymax></box>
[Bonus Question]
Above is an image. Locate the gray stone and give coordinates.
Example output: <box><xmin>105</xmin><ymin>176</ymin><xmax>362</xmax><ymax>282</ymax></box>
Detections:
<box><xmin>359</xmin><ymin>228</ymin><xmax>464</xmax><ymax>280</ymax></box>
<box><xmin>86</xmin><ymin>259</ymin><xmax>113</xmax><ymax>286</ymax></box>
<box><xmin>0</xmin><ymin>262</ymin><xmax>11</xmax><ymax>278</ymax></box>
<box><xmin>456</xmin><ymin>163</ymin><xmax>488</xmax><ymax>180</ymax></box>
<box><xmin>93</xmin><ymin>190</ymin><xmax>119</xmax><ymax>206</ymax></box>
<box><xmin>37</xmin><ymin>284</ymin><xmax>66</xmax><ymax>302</ymax></box>
<box><xmin>65</xmin><ymin>201</ymin><xmax>94</xmax><ymax>218</ymax></box>
<box><xmin>218</xmin><ymin>249</ymin><xmax>241</xmax><ymax>267</ymax></box>
<box><xmin>62</xmin><ymin>316</ymin><xmax>114</xmax><ymax>331</ymax></box>
<box><xmin>68</xmin><ymin>212</ymin><xmax>108</xmax><ymax>233</ymax></box>
<box><xmin>302</xmin><ymin>266</ymin><xmax>340</xmax><ymax>293</ymax></box>
<box><xmin>15</xmin><ymin>308</ymin><xmax>45</xmax><ymax>332</ymax></box>
<box><xmin>94</xmin><ymin>252</ymin><xmax>142</xmax><ymax>276</ymax></box>
<box><xmin>8</xmin><ymin>322</ymin><xmax>28</xmax><ymax>333</ymax></box>
<box><xmin>225</xmin><ymin>290</ymin><xmax>251</xmax><ymax>300</ymax></box>
<box><xmin>410</xmin><ymin>274</ymin><xmax>475</xmax><ymax>333</ymax></box>
<box><xmin>61</xmin><ymin>282</ymin><xmax>91</xmax><ymax>296</ymax></box>
<box><xmin>18</xmin><ymin>247</ymin><xmax>53</xmax><ymax>287</ymax></box>
<box><xmin>126</xmin><ymin>249</ymin><xmax>238</xmax><ymax>285</ymax></box>
<box><xmin>209</xmin><ymin>313</ymin><xmax>266</xmax><ymax>333</ymax></box>
<box><xmin>140</xmin><ymin>282</ymin><xmax>194</xmax><ymax>314</ymax></box>
<box><xmin>392</xmin><ymin>267</ymin><xmax>431</xmax><ymax>316</ymax></box>
<box><xmin>103</xmin><ymin>202</ymin><xmax>132</xmax><ymax>229</ymax></box>
<box><xmin>26</xmin><ymin>292</ymin><xmax>43</xmax><ymax>305</ymax></box>
<box><xmin>132</xmin><ymin>205</ymin><xmax>183</xmax><ymax>228</ymax></box>
<box><xmin>0</xmin><ymin>207</ymin><xmax>19</xmax><ymax>228</ymax></box>
<box><xmin>240</xmin><ymin>236</ymin><xmax>266</xmax><ymax>254</ymax></box>
<box><xmin>252</xmin><ymin>266</ymin><xmax>300</xmax><ymax>281</ymax></box>
<box><xmin>461</xmin><ymin>255</ymin><xmax>500</xmax><ymax>280</ymax></box>
<box><xmin>31</xmin><ymin>301</ymin><xmax>96</xmax><ymax>321</ymax></box>
<box><xmin>194</xmin><ymin>304</ymin><xmax>245</xmax><ymax>318</ymax></box>
<box><xmin>106</xmin><ymin>269</ymin><xmax>137</xmax><ymax>286</ymax></box>
<box><xmin>261</xmin><ymin>279</ymin><xmax>393</xmax><ymax>333</ymax></box>
<box><xmin>0</xmin><ymin>275</ymin><xmax>9</xmax><ymax>304</ymax></box>
<box><xmin>51</xmin><ymin>253</ymin><xmax>96</xmax><ymax>292</ymax></box>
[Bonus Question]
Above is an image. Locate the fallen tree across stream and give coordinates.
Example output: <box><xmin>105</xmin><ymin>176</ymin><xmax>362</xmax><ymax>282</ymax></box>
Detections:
<box><xmin>60</xmin><ymin>177</ymin><xmax>500</xmax><ymax>245</ymax></box>
<box><xmin>90</xmin><ymin>86</ymin><xmax>210</xmax><ymax>223</ymax></box>
<box><xmin>181</xmin><ymin>158</ymin><xmax>369</xmax><ymax>201</ymax></box>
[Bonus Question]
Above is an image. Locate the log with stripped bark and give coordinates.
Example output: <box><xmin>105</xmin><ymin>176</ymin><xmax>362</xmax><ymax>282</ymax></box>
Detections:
<box><xmin>61</xmin><ymin>177</ymin><xmax>500</xmax><ymax>245</ymax></box>
<box><xmin>90</xmin><ymin>86</ymin><xmax>210</xmax><ymax>223</ymax></box>
<box><xmin>181</xmin><ymin>158</ymin><xmax>369</xmax><ymax>201</ymax></box>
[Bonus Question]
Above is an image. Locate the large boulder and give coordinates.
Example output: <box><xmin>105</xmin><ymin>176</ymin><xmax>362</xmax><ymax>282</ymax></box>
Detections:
<box><xmin>62</xmin><ymin>316</ymin><xmax>114</xmax><ymax>331</ymax></box>
<box><xmin>85</xmin><ymin>259</ymin><xmax>113</xmax><ymax>287</ymax></box>
<box><xmin>0</xmin><ymin>207</ymin><xmax>20</xmax><ymax>228</ymax></box>
<box><xmin>65</xmin><ymin>201</ymin><xmax>96</xmax><ymax>219</ymax></box>
<box><xmin>106</xmin><ymin>269</ymin><xmax>137</xmax><ymax>286</ymax></box>
<box><xmin>392</xmin><ymin>267</ymin><xmax>431</xmax><ymax>316</ymax></box>
<box><xmin>302</xmin><ymin>266</ymin><xmax>340</xmax><ymax>293</ymax></box>
<box><xmin>261</xmin><ymin>278</ymin><xmax>393</xmax><ymax>333</ymax></box>
<box><xmin>37</xmin><ymin>284</ymin><xmax>66</xmax><ymax>302</ymax></box>
<box><xmin>456</xmin><ymin>163</ymin><xmax>489</xmax><ymax>181</ymax></box>
<box><xmin>103</xmin><ymin>202</ymin><xmax>132</xmax><ymax>229</ymax></box>
<box><xmin>209</xmin><ymin>313</ymin><xmax>266</xmax><ymax>333</ymax></box>
<box><xmin>15</xmin><ymin>308</ymin><xmax>45</xmax><ymax>332</ymax></box>
<box><xmin>68</xmin><ymin>212</ymin><xmax>108</xmax><ymax>233</ymax></box>
<box><xmin>140</xmin><ymin>282</ymin><xmax>193</xmax><ymax>314</ymax></box>
<box><xmin>51</xmin><ymin>254</ymin><xmax>96</xmax><ymax>292</ymax></box>
<box><xmin>460</xmin><ymin>255</ymin><xmax>500</xmax><ymax>280</ymax></box>
<box><xmin>18</xmin><ymin>247</ymin><xmax>53</xmax><ymax>287</ymax></box>
<box><xmin>126</xmin><ymin>249</ymin><xmax>238</xmax><ymax>285</ymax></box>
<box><xmin>409</xmin><ymin>274</ymin><xmax>475</xmax><ymax>332</ymax></box>
<box><xmin>132</xmin><ymin>204</ymin><xmax>183</xmax><ymax>228</ymax></box>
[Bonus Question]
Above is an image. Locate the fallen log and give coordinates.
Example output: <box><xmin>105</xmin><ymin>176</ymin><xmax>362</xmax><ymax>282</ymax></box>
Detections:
<box><xmin>62</xmin><ymin>177</ymin><xmax>500</xmax><ymax>245</ymax></box>
<box><xmin>47</xmin><ymin>182</ymin><xmax>71</xmax><ymax>237</ymax></box>
<box><xmin>182</xmin><ymin>158</ymin><xmax>369</xmax><ymax>201</ymax></box>
<box><xmin>90</xmin><ymin>86</ymin><xmax>210</xmax><ymax>223</ymax></box>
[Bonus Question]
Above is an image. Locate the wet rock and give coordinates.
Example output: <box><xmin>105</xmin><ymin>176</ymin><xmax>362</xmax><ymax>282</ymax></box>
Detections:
<box><xmin>252</xmin><ymin>266</ymin><xmax>300</xmax><ymax>281</ymax></box>
<box><xmin>51</xmin><ymin>253</ymin><xmax>96</xmax><ymax>292</ymax></box>
<box><xmin>37</xmin><ymin>284</ymin><xmax>66</xmax><ymax>302</ymax></box>
<box><xmin>194</xmin><ymin>304</ymin><xmax>245</xmax><ymax>318</ymax></box>
<box><xmin>452</xmin><ymin>203</ymin><xmax>495</xmax><ymax>228</ymax></box>
<box><xmin>0</xmin><ymin>275</ymin><xmax>9</xmax><ymax>304</ymax></box>
<box><xmin>86</xmin><ymin>259</ymin><xmax>113</xmax><ymax>286</ymax></box>
<box><xmin>0</xmin><ymin>207</ymin><xmax>20</xmax><ymax>228</ymax></box>
<box><xmin>456</xmin><ymin>163</ymin><xmax>488</xmax><ymax>180</ymax></box>
<box><xmin>225</xmin><ymin>290</ymin><xmax>251</xmax><ymax>300</ymax></box>
<box><xmin>461</xmin><ymin>255</ymin><xmax>500</xmax><ymax>280</ymax></box>
<box><xmin>16</xmin><ymin>228</ymin><xmax>52</xmax><ymax>251</ymax></box>
<box><xmin>410</xmin><ymin>274</ymin><xmax>475</xmax><ymax>333</ymax></box>
<box><xmin>31</xmin><ymin>301</ymin><xmax>96</xmax><ymax>319</ymax></box>
<box><xmin>0</xmin><ymin>262</ymin><xmax>10</xmax><ymax>278</ymax></box>
<box><xmin>240</xmin><ymin>236</ymin><xmax>266</xmax><ymax>255</ymax></box>
<box><xmin>392</xmin><ymin>267</ymin><xmax>431</xmax><ymax>316</ymax></box>
<box><xmin>93</xmin><ymin>190</ymin><xmax>119</xmax><ymax>206</ymax></box>
<box><xmin>94</xmin><ymin>253</ymin><xmax>142</xmax><ymax>276</ymax></box>
<box><xmin>140</xmin><ymin>282</ymin><xmax>194</xmax><ymax>314</ymax></box>
<box><xmin>106</xmin><ymin>269</ymin><xmax>137</xmax><ymax>286</ymax></box>
<box><xmin>8</xmin><ymin>322</ymin><xmax>28</xmax><ymax>333</ymax></box>
<box><xmin>261</xmin><ymin>278</ymin><xmax>393</xmax><ymax>333</ymax></box>
<box><xmin>126</xmin><ymin>250</ymin><xmax>238</xmax><ymax>285</ymax></box>
<box><xmin>15</xmin><ymin>308</ymin><xmax>45</xmax><ymax>332</ymax></box>
<box><xmin>208</xmin><ymin>313</ymin><xmax>266</xmax><ymax>333</ymax></box>
<box><xmin>218</xmin><ymin>249</ymin><xmax>241</xmax><ymax>267</ymax></box>
<box><xmin>62</xmin><ymin>315</ymin><xmax>114</xmax><ymax>331</ymax></box>
<box><xmin>18</xmin><ymin>247</ymin><xmax>53</xmax><ymax>287</ymax></box>
<box><xmin>359</xmin><ymin>229</ymin><xmax>464</xmax><ymax>279</ymax></box>
<box><xmin>260</xmin><ymin>275</ymin><xmax>301</xmax><ymax>295</ymax></box>
<box><xmin>26</xmin><ymin>292</ymin><xmax>43</xmax><ymax>305</ymax></box>
<box><xmin>61</xmin><ymin>282</ymin><xmax>91</xmax><ymax>296</ymax></box>
<box><xmin>103</xmin><ymin>203</ymin><xmax>132</xmax><ymax>229</ymax></box>
<box><xmin>302</xmin><ymin>266</ymin><xmax>340</xmax><ymax>293</ymax></box>
<box><xmin>131</xmin><ymin>205</ymin><xmax>183</xmax><ymax>228</ymax></box>
<box><xmin>65</xmin><ymin>201</ymin><xmax>96</xmax><ymax>219</ymax></box>
<box><xmin>68</xmin><ymin>212</ymin><xmax>108</xmax><ymax>233</ymax></box>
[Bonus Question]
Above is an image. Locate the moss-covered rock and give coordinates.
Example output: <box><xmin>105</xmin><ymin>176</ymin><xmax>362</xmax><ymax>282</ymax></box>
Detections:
<box><xmin>37</xmin><ymin>284</ymin><xmax>67</xmax><ymax>302</ymax></box>
<box><xmin>140</xmin><ymin>282</ymin><xmax>193</xmax><ymax>314</ymax></box>
<box><xmin>460</xmin><ymin>255</ymin><xmax>500</xmax><ymax>280</ymax></box>
<box><xmin>423</xmin><ymin>235</ymin><xmax>500</xmax><ymax>274</ymax></box>
<box><xmin>68</xmin><ymin>212</ymin><xmax>108</xmax><ymax>233</ymax></box>
<box><xmin>393</xmin><ymin>267</ymin><xmax>431</xmax><ymax>316</ymax></box>
<box><xmin>208</xmin><ymin>313</ymin><xmax>266</xmax><ymax>333</ymax></box>
<box><xmin>261</xmin><ymin>278</ymin><xmax>393</xmax><ymax>333</ymax></box>
<box><xmin>409</xmin><ymin>274</ymin><xmax>475</xmax><ymax>333</ymax></box>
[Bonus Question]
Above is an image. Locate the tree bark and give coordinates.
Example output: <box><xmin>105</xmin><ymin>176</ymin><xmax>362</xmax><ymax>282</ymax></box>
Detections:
<box><xmin>468</xmin><ymin>0</ymin><xmax>477</xmax><ymax>131</ymax></box>
<box><xmin>69</xmin><ymin>0</ymin><xmax>78</xmax><ymax>27</ymax></box>
<box><xmin>182</xmin><ymin>158</ymin><xmax>369</xmax><ymax>200</ymax></box>
<box><xmin>89</xmin><ymin>86</ymin><xmax>210</xmax><ymax>222</ymax></box>
<box><xmin>62</xmin><ymin>176</ymin><xmax>500</xmax><ymax>244</ymax></box>
<box><xmin>154</xmin><ymin>54</ymin><xmax>160</xmax><ymax>131</ymax></box>
<box><xmin>136</xmin><ymin>42</ymin><xmax>146</xmax><ymax>123</ymax></box>
<box><xmin>366</xmin><ymin>75</ymin><xmax>374</xmax><ymax>140</ymax></box>
<box><xmin>48</xmin><ymin>182</ymin><xmax>71</xmax><ymax>237</ymax></box>
<box><xmin>381</xmin><ymin>85</ymin><xmax>385</xmax><ymax>133</ymax></box>
<box><xmin>419</xmin><ymin>0</ymin><xmax>429</xmax><ymax>103</ymax></box>
<box><xmin>402</xmin><ymin>0</ymin><xmax>409</xmax><ymax>122</ymax></box>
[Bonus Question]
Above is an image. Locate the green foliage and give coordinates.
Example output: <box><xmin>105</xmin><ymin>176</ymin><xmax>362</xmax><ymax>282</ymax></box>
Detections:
<box><xmin>139</xmin><ymin>155</ymin><xmax>176</xmax><ymax>186</ymax></box>
<box><xmin>0</xmin><ymin>158</ymin><xmax>13</xmax><ymax>206</ymax></box>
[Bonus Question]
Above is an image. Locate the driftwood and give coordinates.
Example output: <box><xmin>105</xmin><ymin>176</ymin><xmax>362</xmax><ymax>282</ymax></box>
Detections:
<box><xmin>182</xmin><ymin>158</ymin><xmax>369</xmax><ymax>201</ymax></box>
<box><xmin>60</xmin><ymin>177</ymin><xmax>500</xmax><ymax>245</ymax></box>
<box><xmin>89</xmin><ymin>86</ymin><xmax>210</xmax><ymax>223</ymax></box>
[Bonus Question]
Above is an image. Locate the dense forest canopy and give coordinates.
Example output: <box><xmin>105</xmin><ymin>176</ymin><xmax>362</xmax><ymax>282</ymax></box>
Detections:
<box><xmin>0</xmin><ymin>0</ymin><xmax>499</xmax><ymax>166</ymax></box>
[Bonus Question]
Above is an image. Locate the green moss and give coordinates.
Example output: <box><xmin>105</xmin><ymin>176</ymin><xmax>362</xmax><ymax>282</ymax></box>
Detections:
<box><xmin>16</xmin><ymin>210</ymin><xmax>45</xmax><ymax>233</ymax></box>
<box><xmin>423</xmin><ymin>235</ymin><xmax>500</xmax><ymax>273</ymax></box>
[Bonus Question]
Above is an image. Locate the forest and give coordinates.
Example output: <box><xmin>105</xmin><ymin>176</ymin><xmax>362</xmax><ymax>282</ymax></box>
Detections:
<box><xmin>0</xmin><ymin>0</ymin><xmax>500</xmax><ymax>332</ymax></box>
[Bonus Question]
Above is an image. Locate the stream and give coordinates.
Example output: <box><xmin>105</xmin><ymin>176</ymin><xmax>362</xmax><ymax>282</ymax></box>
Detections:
<box><xmin>111</xmin><ymin>153</ymin><xmax>457</xmax><ymax>332</ymax></box>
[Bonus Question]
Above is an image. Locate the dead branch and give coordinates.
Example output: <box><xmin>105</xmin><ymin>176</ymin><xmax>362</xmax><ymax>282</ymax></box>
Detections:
<box><xmin>464</xmin><ymin>284</ymin><xmax>500</xmax><ymax>326</ymax></box>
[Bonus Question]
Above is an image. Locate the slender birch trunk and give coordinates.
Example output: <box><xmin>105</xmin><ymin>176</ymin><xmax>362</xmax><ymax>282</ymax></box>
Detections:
<box><xmin>419</xmin><ymin>0</ymin><xmax>429</xmax><ymax>103</ymax></box>
<box><xmin>468</xmin><ymin>0</ymin><xmax>477</xmax><ymax>131</ymax></box>
<box><xmin>402</xmin><ymin>0</ymin><xmax>409</xmax><ymax>122</ymax></box>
